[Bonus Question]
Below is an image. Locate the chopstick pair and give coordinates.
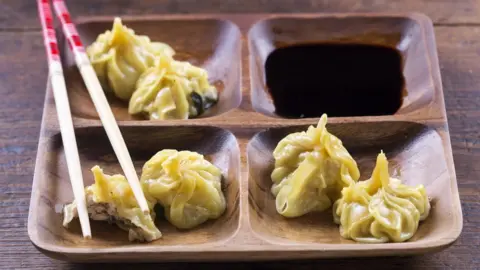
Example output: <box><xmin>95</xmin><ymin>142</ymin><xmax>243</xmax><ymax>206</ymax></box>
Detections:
<box><xmin>36</xmin><ymin>0</ymin><xmax>150</xmax><ymax>239</ymax></box>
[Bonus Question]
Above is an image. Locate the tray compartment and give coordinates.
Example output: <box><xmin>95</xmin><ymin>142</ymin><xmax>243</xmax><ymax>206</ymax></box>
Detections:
<box><xmin>247</xmin><ymin>121</ymin><xmax>455</xmax><ymax>244</ymax></box>
<box><xmin>30</xmin><ymin>126</ymin><xmax>240</xmax><ymax>249</ymax></box>
<box><xmin>248</xmin><ymin>15</ymin><xmax>435</xmax><ymax>119</ymax></box>
<box><xmin>59</xmin><ymin>18</ymin><xmax>242</xmax><ymax>120</ymax></box>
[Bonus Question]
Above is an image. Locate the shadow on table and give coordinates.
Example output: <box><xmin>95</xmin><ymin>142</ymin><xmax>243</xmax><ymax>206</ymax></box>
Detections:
<box><xmin>67</xmin><ymin>256</ymin><xmax>426</xmax><ymax>270</ymax></box>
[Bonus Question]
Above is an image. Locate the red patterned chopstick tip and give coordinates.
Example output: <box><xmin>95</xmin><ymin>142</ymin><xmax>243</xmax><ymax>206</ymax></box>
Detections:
<box><xmin>53</xmin><ymin>0</ymin><xmax>85</xmax><ymax>53</ymax></box>
<box><xmin>37</xmin><ymin>0</ymin><xmax>60</xmax><ymax>62</ymax></box>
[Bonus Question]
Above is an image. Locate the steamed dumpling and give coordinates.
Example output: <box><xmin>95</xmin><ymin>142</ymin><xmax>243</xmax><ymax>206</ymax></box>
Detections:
<box><xmin>63</xmin><ymin>166</ymin><xmax>162</xmax><ymax>242</ymax></box>
<box><xmin>86</xmin><ymin>17</ymin><xmax>175</xmax><ymax>100</ymax></box>
<box><xmin>333</xmin><ymin>152</ymin><xmax>431</xmax><ymax>243</ymax></box>
<box><xmin>128</xmin><ymin>54</ymin><xmax>218</xmax><ymax>120</ymax></box>
<box><xmin>140</xmin><ymin>150</ymin><xmax>226</xmax><ymax>229</ymax></box>
<box><xmin>271</xmin><ymin>114</ymin><xmax>360</xmax><ymax>217</ymax></box>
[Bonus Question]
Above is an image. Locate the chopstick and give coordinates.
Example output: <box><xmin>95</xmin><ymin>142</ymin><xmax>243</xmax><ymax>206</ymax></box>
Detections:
<box><xmin>36</xmin><ymin>0</ymin><xmax>91</xmax><ymax>239</ymax></box>
<box><xmin>51</xmin><ymin>0</ymin><xmax>151</xmax><ymax>215</ymax></box>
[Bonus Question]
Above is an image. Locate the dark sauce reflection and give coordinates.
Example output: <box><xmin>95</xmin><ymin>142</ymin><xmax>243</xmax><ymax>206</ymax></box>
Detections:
<box><xmin>265</xmin><ymin>43</ymin><xmax>405</xmax><ymax>118</ymax></box>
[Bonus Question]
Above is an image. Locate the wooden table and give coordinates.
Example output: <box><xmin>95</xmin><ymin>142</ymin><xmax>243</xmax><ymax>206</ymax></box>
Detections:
<box><xmin>1</xmin><ymin>0</ymin><xmax>479</xmax><ymax>269</ymax></box>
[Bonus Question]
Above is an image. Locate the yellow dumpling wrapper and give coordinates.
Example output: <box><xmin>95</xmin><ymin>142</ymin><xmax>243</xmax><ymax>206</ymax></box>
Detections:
<box><xmin>141</xmin><ymin>150</ymin><xmax>226</xmax><ymax>229</ymax></box>
<box><xmin>86</xmin><ymin>17</ymin><xmax>175</xmax><ymax>100</ymax></box>
<box><xmin>63</xmin><ymin>166</ymin><xmax>162</xmax><ymax>242</ymax></box>
<box><xmin>128</xmin><ymin>54</ymin><xmax>218</xmax><ymax>120</ymax></box>
<box><xmin>271</xmin><ymin>114</ymin><xmax>360</xmax><ymax>218</ymax></box>
<box><xmin>333</xmin><ymin>152</ymin><xmax>431</xmax><ymax>243</ymax></box>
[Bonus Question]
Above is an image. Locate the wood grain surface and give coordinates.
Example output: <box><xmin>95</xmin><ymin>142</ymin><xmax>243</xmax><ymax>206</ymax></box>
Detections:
<box><xmin>1</xmin><ymin>0</ymin><xmax>479</xmax><ymax>269</ymax></box>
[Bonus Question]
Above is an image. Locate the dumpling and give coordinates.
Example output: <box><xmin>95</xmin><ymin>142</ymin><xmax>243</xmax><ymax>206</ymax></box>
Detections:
<box><xmin>332</xmin><ymin>152</ymin><xmax>431</xmax><ymax>243</ymax></box>
<box><xmin>63</xmin><ymin>166</ymin><xmax>162</xmax><ymax>242</ymax></box>
<box><xmin>86</xmin><ymin>17</ymin><xmax>175</xmax><ymax>100</ymax></box>
<box><xmin>128</xmin><ymin>53</ymin><xmax>218</xmax><ymax>120</ymax></box>
<box><xmin>140</xmin><ymin>150</ymin><xmax>226</xmax><ymax>229</ymax></box>
<box><xmin>271</xmin><ymin>114</ymin><xmax>360</xmax><ymax>218</ymax></box>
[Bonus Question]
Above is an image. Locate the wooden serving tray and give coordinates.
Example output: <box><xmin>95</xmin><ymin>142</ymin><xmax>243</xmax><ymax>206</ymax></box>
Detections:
<box><xmin>28</xmin><ymin>13</ymin><xmax>463</xmax><ymax>262</ymax></box>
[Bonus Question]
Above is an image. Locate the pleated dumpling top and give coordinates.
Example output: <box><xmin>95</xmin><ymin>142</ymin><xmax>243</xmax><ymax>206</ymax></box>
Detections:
<box><xmin>271</xmin><ymin>114</ymin><xmax>360</xmax><ymax>218</ymax></box>
<box><xmin>86</xmin><ymin>17</ymin><xmax>175</xmax><ymax>100</ymax></box>
<box><xmin>63</xmin><ymin>166</ymin><xmax>162</xmax><ymax>242</ymax></box>
<box><xmin>333</xmin><ymin>152</ymin><xmax>431</xmax><ymax>243</ymax></box>
<box><xmin>128</xmin><ymin>54</ymin><xmax>218</xmax><ymax>120</ymax></box>
<box><xmin>140</xmin><ymin>150</ymin><xmax>226</xmax><ymax>229</ymax></box>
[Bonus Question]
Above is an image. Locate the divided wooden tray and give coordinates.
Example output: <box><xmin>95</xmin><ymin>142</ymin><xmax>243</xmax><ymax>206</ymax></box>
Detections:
<box><xmin>27</xmin><ymin>13</ymin><xmax>463</xmax><ymax>262</ymax></box>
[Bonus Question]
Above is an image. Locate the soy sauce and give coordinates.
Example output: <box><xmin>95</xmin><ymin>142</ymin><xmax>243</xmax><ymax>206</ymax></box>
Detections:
<box><xmin>265</xmin><ymin>43</ymin><xmax>405</xmax><ymax>118</ymax></box>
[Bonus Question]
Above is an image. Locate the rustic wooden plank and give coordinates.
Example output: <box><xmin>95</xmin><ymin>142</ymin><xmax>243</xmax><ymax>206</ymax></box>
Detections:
<box><xmin>0</xmin><ymin>32</ymin><xmax>46</xmax><ymax>268</ymax></box>
<box><xmin>2</xmin><ymin>0</ymin><xmax>480</xmax><ymax>30</ymax></box>
<box><xmin>0</xmin><ymin>25</ymin><xmax>479</xmax><ymax>268</ymax></box>
<box><xmin>0</xmin><ymin>32</ymin><xmax>46</xmax><ymax>180</ymax></box>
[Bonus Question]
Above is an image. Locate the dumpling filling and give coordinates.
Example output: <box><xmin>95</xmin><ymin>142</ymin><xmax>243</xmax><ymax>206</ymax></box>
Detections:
<box><xmin>63</xmin><ymin>166</ymin><xmax>162</xmax><ymax>242</ymax></box>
